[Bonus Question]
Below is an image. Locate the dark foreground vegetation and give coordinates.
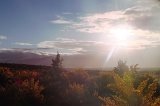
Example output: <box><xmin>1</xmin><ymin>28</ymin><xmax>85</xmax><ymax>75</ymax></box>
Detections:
<box><xmin>0</xmin><ymin>53</ymin><xmax>160</xmax><ymax>106</ymax></box>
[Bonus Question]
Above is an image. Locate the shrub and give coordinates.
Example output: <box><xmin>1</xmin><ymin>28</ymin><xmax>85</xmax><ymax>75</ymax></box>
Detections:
<box><xmin>97</xmin><ymin>62</ymin><xmax>160</xmax><ymax>106</ymax></box>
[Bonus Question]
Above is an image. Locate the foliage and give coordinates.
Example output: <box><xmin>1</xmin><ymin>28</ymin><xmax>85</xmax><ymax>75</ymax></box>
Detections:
<box><xmin>51</xmin><ymin>52</ymin><xmax>63</xmax><ymax>70</ymax></box>
<box><xmin>0</xmin><ymin>57</ymin><xmax>160</xmax><ymax>106</ymax></box>
<box><xmin>0</xmin><ymin>68</ymin><xmax>44</xmax><ymax>106</ymax></box>
<box><xmin>97</xmin><ymin>61</ymin><xmax>160</xmax><ymax>106</ymax></box>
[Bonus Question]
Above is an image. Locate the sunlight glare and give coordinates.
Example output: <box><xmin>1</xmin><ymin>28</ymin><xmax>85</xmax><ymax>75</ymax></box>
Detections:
<box><xmin>110</xmin><ymin>25</ymin><xmax>133</xmax><ymax>47</ymax></box>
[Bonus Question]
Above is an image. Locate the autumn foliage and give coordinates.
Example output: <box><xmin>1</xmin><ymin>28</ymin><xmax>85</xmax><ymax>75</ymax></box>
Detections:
<box><xmin>0</xmin><ymin>54</ymin><xmax>160</xmax><ymax>106</ymax></box>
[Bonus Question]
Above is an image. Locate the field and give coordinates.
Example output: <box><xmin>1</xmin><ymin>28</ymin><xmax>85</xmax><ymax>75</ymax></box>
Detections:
<box><xmin>0</xmin><ymin>57</ymin><xmax>160</xmax><ymax>106</ymax></box>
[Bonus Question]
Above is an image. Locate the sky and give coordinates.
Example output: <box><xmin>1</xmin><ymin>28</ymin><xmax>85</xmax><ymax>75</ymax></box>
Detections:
<box><xmin>0</xmin><ymin>0</ymin><xmax>160</xmax><ymax>68</ymax></box>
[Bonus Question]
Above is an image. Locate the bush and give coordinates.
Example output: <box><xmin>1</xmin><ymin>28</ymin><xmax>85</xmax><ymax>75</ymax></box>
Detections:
<box><xmin>97</xmin><ymin>62</ymin><xmax>160</xmax><ymax>106</ymax></box>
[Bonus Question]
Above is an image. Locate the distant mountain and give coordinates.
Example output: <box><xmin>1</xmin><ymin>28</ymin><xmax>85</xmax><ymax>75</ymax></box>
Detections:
<box><xmin>0</xmin><ymin>63</ymin><xmax>51</xmax><ymax>70</ymax></box>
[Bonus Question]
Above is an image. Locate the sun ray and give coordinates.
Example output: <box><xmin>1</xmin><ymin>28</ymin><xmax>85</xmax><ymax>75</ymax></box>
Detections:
<box><xmin>103</xmin><ymin>24</ymin><xmax>134</xmax><ymax>68</ymax></box>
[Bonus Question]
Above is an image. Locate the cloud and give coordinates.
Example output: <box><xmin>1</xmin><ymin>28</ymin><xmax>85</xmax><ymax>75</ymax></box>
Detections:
<box><xmin>37</xmin><ymin>41</ymin><xmax>56</xmax><ymax>49</ymax></box>
<box><xmin>70</xmin><ymin>11</ymin><xmax>126</xmax><ymax>33</ymax></box>
<box><xmin>124</xmin><ymin>2</ymin><xmax>160</xmax><ymax>32</ymax></box>
<box><xmin>49</xmin><ymin>0</ymin><xmax>160</xmax><ymax>50</ymax></box>
<box><xmin>50</xmin><ymin>15</ymin><xmax>72</xmax><ymax>24</ymax></box>
<box><xmin>126</xmin><ymin>29</ymin><xmax>160</xmax><ymax>49</ymax></box>
<box><xmin>51</xmin><ymin>19</ymin><xmax>71</xmax><ymax>24</ymax></box>
<box><xmin>15</xmin><ymin>42</ymin><xmax>33</xmax><ymax>46</ymax></box>
<box><xmin>0</xmin><ymin>35</ymin><xmax>7</xmax><ymax>40</ymax></box>
<box><xmin>50</xmin><ymin>0</ymin><xmax>160</xmax><ymax>33</ymax></box>
<box><xmin>66</xmin><ymin>1</ymin><xmax>160</xmax><ymax>33</ymax></box>
<box><xmin>0</xmin><ymin>47</ymin><xmax>57</xmax><ymax>57</ymax></box>
<box><xmin>37</xmin><ymin>29</ymin><xmax>160</xmax><ymax>54</ymax></box>
<box><xmin>37</xmin><ymin>38</ymin><xmax>110</xmax><ymax>54</ymax></box>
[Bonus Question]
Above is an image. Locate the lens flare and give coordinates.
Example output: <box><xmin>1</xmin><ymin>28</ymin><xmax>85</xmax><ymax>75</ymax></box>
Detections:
<box><xmin>110</xmin><ymin>25</ymin><xmax>133</xmax><ymax>47</ymax></box>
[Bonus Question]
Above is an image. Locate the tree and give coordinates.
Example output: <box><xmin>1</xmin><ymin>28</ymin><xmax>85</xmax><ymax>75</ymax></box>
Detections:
<box><xmin>97</xmin><ymin>61</ymin><xmax>160</xmax><ymax>106</ymax></box>
<box><xmin>51</xmin><ymin>52</ymin><xmax>63</xmax><ymax>70</ymax></box>
<box><xmin>114</xmin><ymin>60</ymin><xmax>129</xmax><ymax>76</ymax></box>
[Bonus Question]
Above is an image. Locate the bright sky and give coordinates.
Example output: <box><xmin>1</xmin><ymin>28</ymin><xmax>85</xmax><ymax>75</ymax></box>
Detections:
<box><xmin>0</xmin><ymin>0</ymin><xmax>160</xmax><ymax>68</ymax></box>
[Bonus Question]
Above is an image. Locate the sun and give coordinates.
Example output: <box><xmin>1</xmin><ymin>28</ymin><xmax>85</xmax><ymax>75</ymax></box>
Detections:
<box><xmin>109</xmin><ymin>25</ymin><xmax>133</xmax><ymax>47</ymax></box>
